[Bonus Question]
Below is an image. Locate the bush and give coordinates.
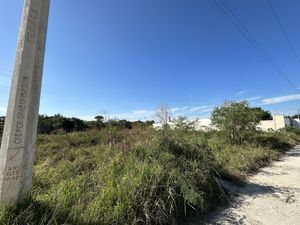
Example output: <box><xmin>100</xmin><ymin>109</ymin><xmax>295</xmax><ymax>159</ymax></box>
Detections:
<box><xmin>282</xmin><ymin>126</ymin><xmax>300</xmax><ymax>135</ymax></box>
<box><xmin>211</xmin><ymin>101</ymin><xmax>261</xmax><ymax>145</ymax></box>
<box><xmin>0</xmin><ymin>121</ymin><xmax>299</xmax><ymax>224</ymax></box>
<box><xmin>213</xmin><ymin>144</ymin><xmax>277</xmax><ymax>181</ymax></box>
<box><xmin>0</xmin><ymin>128</ymin><xmax>224</xmax><ymax>225</ymax></box>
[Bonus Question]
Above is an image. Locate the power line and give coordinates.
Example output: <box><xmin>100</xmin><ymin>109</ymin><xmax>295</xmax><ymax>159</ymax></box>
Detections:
<box><xmin>215</xmin><ymin>0</ymin><xmax>277</xmax><ymax>68</ymax></box>
<box><xmin>216</xmin><ymin>0</ymin><xmax>297</xmax><ymax>89</ymax></box>
<box><xmin>214</xmin><ymin>0</ymin><xmax>298</xmax><ymax>90</ymax></box>
<box><xmin>267</xmin><ymin>0</ymin><xmax>300</xmax><ymax>65</ymax></box>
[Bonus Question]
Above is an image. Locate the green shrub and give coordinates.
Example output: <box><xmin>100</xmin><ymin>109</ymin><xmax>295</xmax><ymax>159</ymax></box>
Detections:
<box><xmin>213</xmin><ymin>144</ymin><xmax>277</xmax><ymax>180</ymax></box>
<box><xmin>0</xmin><ymin>128</ymin><xmax>224</xmax><ymax>225</ymax></box>
<box><xmin>0</xmin><ymin>125</ymin><xmax>299</xmax><ymax>225</ymax></box>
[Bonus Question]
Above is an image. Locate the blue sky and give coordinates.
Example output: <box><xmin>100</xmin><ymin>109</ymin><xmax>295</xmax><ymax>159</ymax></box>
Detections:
<box><xmin>0</xmin><ymin>0</ymin><xmax>300</xmax><ymax>121</ymax></box>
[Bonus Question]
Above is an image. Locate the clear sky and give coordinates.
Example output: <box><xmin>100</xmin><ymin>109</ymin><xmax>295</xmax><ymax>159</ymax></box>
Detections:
<box><xmin>0</xmin><ymin>0</ymin><xmax>300</xmax><ymax>120</ymax></box>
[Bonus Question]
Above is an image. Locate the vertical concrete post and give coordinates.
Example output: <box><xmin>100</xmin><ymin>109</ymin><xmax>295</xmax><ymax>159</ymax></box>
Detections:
<box><xmin>0</xmin><ymin>0</ymin><xmax>50</xmax><ymax>203</ymax></box>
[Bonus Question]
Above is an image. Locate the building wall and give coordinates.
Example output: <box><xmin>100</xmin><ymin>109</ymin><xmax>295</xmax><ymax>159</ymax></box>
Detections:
<box><xmin>153</xmin><ymin>118</ymin><xmax>213</xmax><ymax>131</ymax></box>
<box><xmin>258</xmin><ymin>115</ymin><xmax>286</xmax><ymax>131</ymax></box>
<box><xmin>154</xmin><ymin>115</ymin><xmax>300</xmax><ymax>132</ymax></box>
<box><xmin>257</xmin><ymin>115</ymin><xmax>300</xmax><ymax>131</ymax></box>
<box><xmin>257</xmin><ymin>120</ymin><xmax>276</xmax><ymax>131</ymax></box>
<box><xmin>194</xmin><ymin>118</ymin><xmax>213</xmax><ymax>131</ymax></box>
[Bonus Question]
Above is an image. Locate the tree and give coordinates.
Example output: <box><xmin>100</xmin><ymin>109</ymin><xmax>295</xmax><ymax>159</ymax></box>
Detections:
<box><xmin>292</xmin><ymin>113</ymin><xmax>300</xmax><ymax>120</ymax></box>
<box><xmin>106</xmin><ymin>119</ymin><xmax>133</xmax><ymax>129</ymax></box>
<box><xmin>94</xmin><ymin>115</ymin><xmax>105</xmax><ymax>129</ymax></box>
<box><xmin>211</xmin><ymin>101</ymin><xmax>261</xmax><ymax>144</ymax></box>
<box><xmin>38</xmin><ymin>115</ymin><xmax>54</xmax><ymax>134</ymax></box>
<box><xmin>117</xmin><ymin>120</ymin><xmax>133</xmax><ymax>129</ymax></box>
<box><xmin>71</xmin><ymin>117</ymin><xmax>87</xmax><ymax>131</ymax></box>
<box><xmin>174</xmin><ymin>116</ymin><xmax>197</xmax><ymax>132</ymax></box>
<box><xmin>155</xmin><ymin>104</ymin><xmax>171</xmax><ymax>126</ymax></box>
<box><xmin>251</xmin><ymin>107</ymin><xmax>272</xmax><ymax>120</ymax></box>
<box><xmin>131</xmin><ymin>120</ymin><xmax>155</xmax><ymax>129</ymax></box>
<box><xmin>145</xmin><ymin>120</ymin><xmax>155</xmax><ymax>126</ymax></box>
<box><xmin>38</xmin><ymin>114</ymin><xmax>87</xmax><ymax>134</ymax></box>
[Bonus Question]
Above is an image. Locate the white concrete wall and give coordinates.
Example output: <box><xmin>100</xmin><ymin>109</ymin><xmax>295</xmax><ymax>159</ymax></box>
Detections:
<box><xmin>257</xmin><ymin>120</ymin><xmax>276</xmax><ymax>131</ymax></box>
<box><xmin>257</xmin><ymin>115</ymin><xmax>300</xmax><ymax>131</ymax></box>
<box><xmin>284</xmin><ymin>117</ymin><xmax>291</xmax><ymax>127</ymax></box>
<box><xmin>194</xmin><ymin>118</ymin><xmax>213</xmax><ymax>131</ymax></box>
<box><xmin>154</xmin><ymin>115</ymin><xmax>300</xmax><ymax>132</ymax></box>
<box><xmin>153</xmin><ymin>118</ymin><xmax>212</xmax><ymax>131</ymax></box>
<box><xmin>258</xmin><ymin>115</ymin><xmax>287</xmax><ymax>131</ymax></box>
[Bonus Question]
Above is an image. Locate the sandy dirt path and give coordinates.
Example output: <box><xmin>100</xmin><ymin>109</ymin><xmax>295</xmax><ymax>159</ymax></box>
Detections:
<box><xmin>196</xmin><ymin>145</ymin><xmax>300</xmax><ymax>225</ymax></box>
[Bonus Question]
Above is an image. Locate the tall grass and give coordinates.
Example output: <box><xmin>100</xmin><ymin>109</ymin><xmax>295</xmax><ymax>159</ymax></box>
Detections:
<box><xmin>0</xmin><ymin>127</ymin><xmax>299</xmax><ymax>224</ymax></box>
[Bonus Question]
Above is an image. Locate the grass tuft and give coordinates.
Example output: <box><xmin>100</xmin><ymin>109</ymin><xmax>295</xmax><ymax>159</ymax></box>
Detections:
<box><xmin>0</xmin><ymin>127</ymin><xmax>299</xmax><ymax>224</ymax></box>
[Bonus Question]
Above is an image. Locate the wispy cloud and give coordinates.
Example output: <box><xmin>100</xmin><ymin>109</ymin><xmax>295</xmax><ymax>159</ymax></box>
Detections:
<box><xmin>236</xmin><ymin>89</ymin><xmax>251</xmax><ymax>96</ymax></box>
<box><xmin>38</xmin><ymin>92</ymin><xmax>300</xmax><ymax>121</ymax></box>
<box><xmin>261</xmin><ymin>93</ymin><xmax>300</xmax><ymax>105</ymax></box>
<box><xmin>131</xmin><ymin>110</ymin><xmax>152</xmax><ymax>115</ymax></box>
<box><xmin>196</xmin><ymin>108</ymin><xmax>213</xmax><ymax>114</ymax></box>
<box><xmin>170</xmin><ymin>106</ymin><xmax>187</xmax><ymax>113</ymax></box>
<box><xmin>187</xmin><ymin>105</ymin><xmax>212</xmax><ymax>113</ymax></box>
<box><xmin>246</xmin><ymin>96</ymin><xmax>262</xmax><ymax>102</ymax></box>
<box><xmin>103</xmin><ymin>105</ymin><xmax>213</xmax><ymax>121</ymax></box>
<box><xmin>76</xmin><ymin>106</ymin><xmax>214</xmax><ymax>121</ymax></box>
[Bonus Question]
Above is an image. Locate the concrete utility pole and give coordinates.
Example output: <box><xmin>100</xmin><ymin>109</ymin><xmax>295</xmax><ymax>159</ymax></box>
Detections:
<box><xmin>0</xmin><ymin>0</ymin><xmax>50</xmax><ymax>203</ymax></box>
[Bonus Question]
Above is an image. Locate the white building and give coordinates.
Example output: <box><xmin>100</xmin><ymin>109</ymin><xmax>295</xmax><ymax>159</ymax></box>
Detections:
<box><xmin>154</xmin><ymin>115</ymin><xmax>300</xmax><ymax>132</ymax></box>
<box><xmin>258</xmin><ymin>115</ymin><xmax>300</xmax><ymax>131</ymax></box>
<box><xmin>153</xmin><ymin>118</ymin><xmax>213</xmax><ymax>131</ymax></box>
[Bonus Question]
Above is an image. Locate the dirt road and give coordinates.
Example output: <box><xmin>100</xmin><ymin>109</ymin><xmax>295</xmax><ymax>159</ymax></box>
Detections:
<box><xmin>198</xmin><ymin>145</ymin><xmax>300</xmax><ymax>225</ymax></box>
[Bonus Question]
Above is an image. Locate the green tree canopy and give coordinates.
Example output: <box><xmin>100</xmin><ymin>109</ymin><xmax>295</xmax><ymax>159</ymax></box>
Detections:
<box><xmin>292</xmin><ymin>113</ymin><xmax>300</xmax><ymax>119</ymax></box>
<box><xmin>211</xmin><ymin>101</ymin><xmax>261</xmax><ymax>144</ymax></box>
<box><xmin>251</xmin><ymin>107</ymin><xmax>272</xmax><ymax>120</ymax></box>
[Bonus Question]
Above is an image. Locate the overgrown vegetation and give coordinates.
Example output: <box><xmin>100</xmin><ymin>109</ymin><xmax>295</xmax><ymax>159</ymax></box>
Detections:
<box><xmin>37</xmin><ymin>114</ymin><xmax>155</xmax><ymax>134</ymax></box>
<box><xmin>211</xmin><ymin>101</ymin><xmax>268</xmax><ymax>145</ymax></box>
<box><xmin>0</xmin><ymin>102</ymin><xmax>299</xmax><ymax>225</ymax></box>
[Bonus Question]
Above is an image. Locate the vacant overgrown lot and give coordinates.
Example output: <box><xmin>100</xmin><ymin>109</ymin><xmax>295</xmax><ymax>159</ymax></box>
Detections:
<box><xmin>0</xmin><ymin>126</ymin><xmax>299</xmax><ymax>225</ymax></box>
